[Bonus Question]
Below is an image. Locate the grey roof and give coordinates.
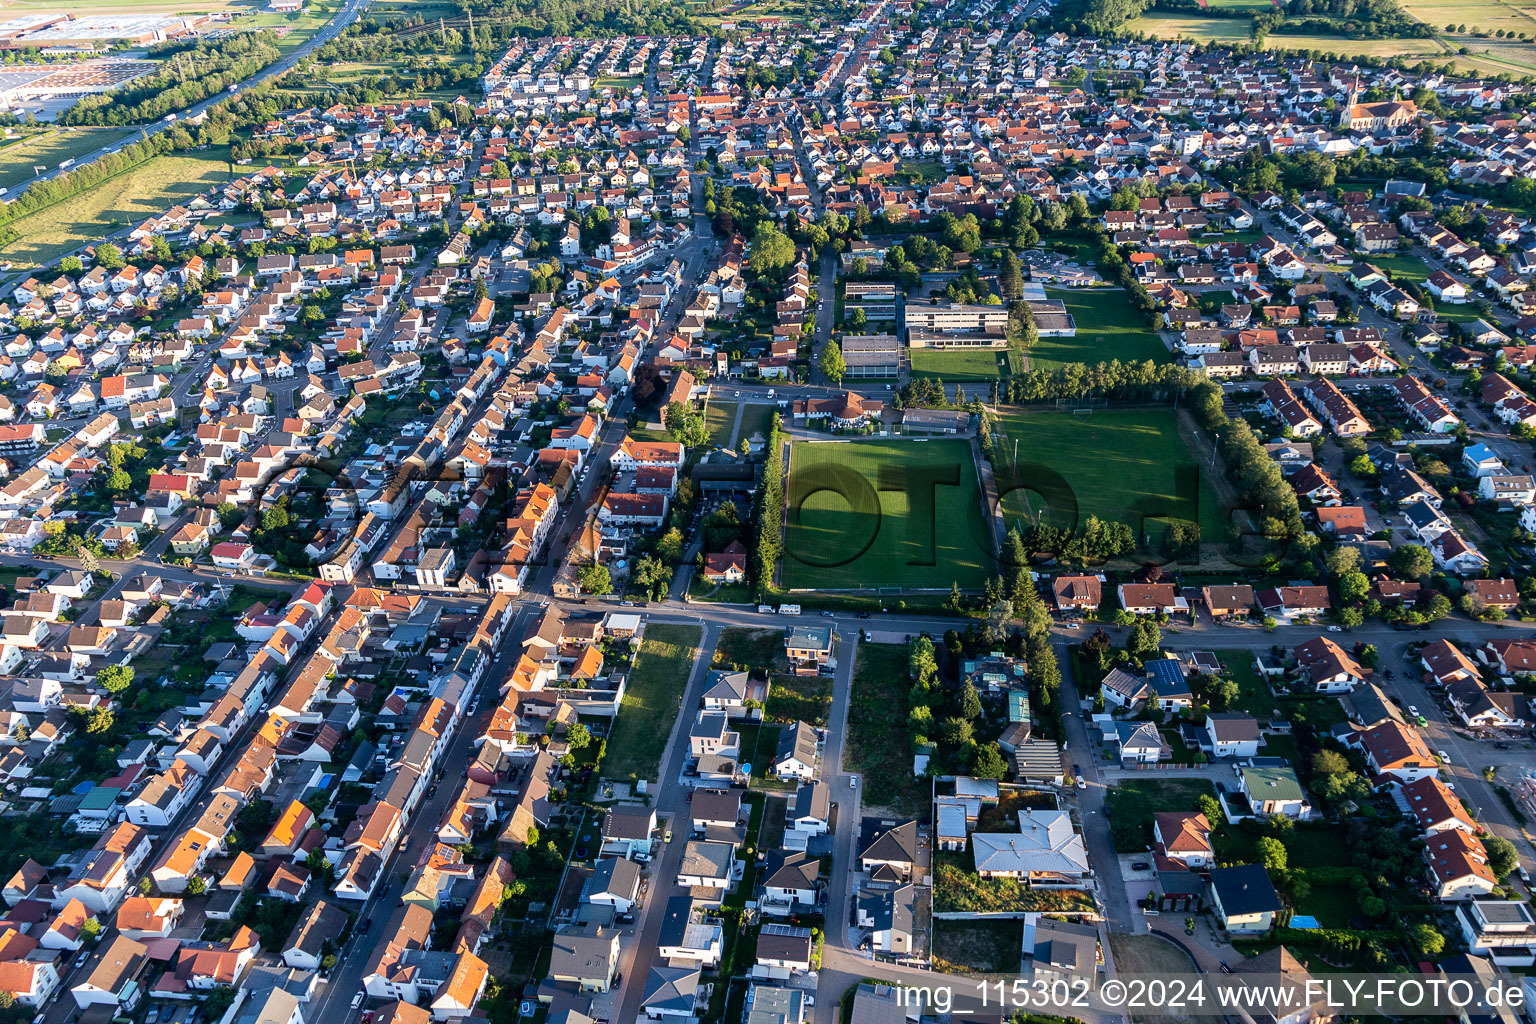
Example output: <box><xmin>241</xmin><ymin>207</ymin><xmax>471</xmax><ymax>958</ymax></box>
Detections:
<box><xmin>641</xmin><ymin>965</ymin><xmax>700</xmax><ymax>1013</ymax></box>
<box><xmin>1210</xmin><ymin>864</ymin><xmax>1282</xmax><ymax>917</ymax></box>
<box><xmin>860</xmin><ymin>820</ymin><xmax>917</xmax><ymax>865</ymax></box>
<box><xmin>587</xmin><ymin>856</ymin><xmax>641</xmax><ymax>901</ymax></box>
<box><xmin>702</xmin><ymin>669</ymin><xmax>749</xmax><ymax>703</ymax></box>
<box><xmin>602</xmin><ymin>803</ymin><xmax>653</xmax><ymax>841</ymax></box>
<box><xmin>1206</xmin><ymin>713</ymin><xmax>1262</xmax><ymax>742</ymax></box>
<box><xmin>762</xmin><ymin>851</ymin><xmax>819</xmax><ymax>891</ymax></box>
<box><xmin>775</xmin><ymin>721</ymin><xmax>818</xmax><ymax>767</ymax></box>
<box><xmin>679</xmin><ymin>840</ymin><xmax>735</xmax><ymax>880</ymax></box>
<box><xmin>1031</xmin><ymin>918</ymin><xmax>1098</xmax><ymax>972</ymax></box>
<box><xmin>690</xmin><ymin>788</ymin><xmax>742</xmax><ymax>826</ymax></box>
<box><xmin>792</xmin><ymin>780</ymin><xmax>829</xmax><ymax>823</ymax></box>
<box><xmin>756</xmin><ymin>923</ymin><xmax>813</xmax><ymax>963</ymax></box>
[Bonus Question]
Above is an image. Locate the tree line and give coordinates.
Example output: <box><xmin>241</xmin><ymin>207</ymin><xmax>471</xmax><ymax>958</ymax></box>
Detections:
<box><xmin>751</xmin><ymin>414</ymin><xmax>786</xmax><ymax>589</ymax></box>
<box><xmin>62</xmin><ymin>33</ymin><xmax>281</xmax><ymax>126</ymax></box>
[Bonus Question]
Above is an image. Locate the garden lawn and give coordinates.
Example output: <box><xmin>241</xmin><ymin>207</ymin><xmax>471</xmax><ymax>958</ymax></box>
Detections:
<box><xmin>1</xmin><ymin>149</ymin><xmax>233</xmax><ymax>267</ymax></box>
<box><xmin>704</xmin><ymin>401</ymin><xmax>738</xmax><ymax>448</ymax></box>
<box><xmin>909</xmin><ymin>347</ymin><xmax>1018</xmax><ymax>381</ymax></box>
<box><xmin>1032</xmin><ymin>288</ymin><xmax>1170</xmax><ymax>371</ymax></box>
<box><xmin>783</xmin><ymin>439</ymin><xmax>994</xmax><ymax>591</ymax></box>
<box><xmin>601</xmin><ymin>624</ymin><xmax>701</xmax><ymax>781</ymax></box>
<box><xmin>736</xmin><ymin>404</ymin><xmax>774</xmax><ymax>449</ymax></box>
<box><xmin>713</xmin><ymin>627</ymin><xmax>785</xmax><ymax>673</ymax></box>
<box><xmin>991</xmin><ymin>409</ymin><xmax>1227</xmax><ymax>543</ymax></box>
<box><xmin>1218</xmin><ymin>650</ymin><xmax>1276</xmax><ymax>717</ymax></box>
<box><xmin>845</xmin><ymin>643</ymin><xmax>923</xmax><ymax>814</ymax></box>
<box><xmin>1105</xmin><ymin>778</ymin><xmax>1215</xmax><ymax>852</ymax></box>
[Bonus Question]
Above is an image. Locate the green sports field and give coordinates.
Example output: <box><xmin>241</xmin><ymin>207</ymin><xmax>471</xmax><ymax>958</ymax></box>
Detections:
<box><xmin>909</xmin><ymin>347</ymin><xmax>1018</xmax><ymax>381</ymax></box>
<box><xmin>991</xmin><ymin>409</ymin><xmax>1227</xmax><ymax>544</ymax></box>
<box><xmin>1034</xmin><ymin>289</ymin><xmax>1170</xmax><ymax>371</ymax></box>
<box><xmin>783</xmin><ymin>439</ymin><xmax>995</xmax><ymax>590</ymax></box>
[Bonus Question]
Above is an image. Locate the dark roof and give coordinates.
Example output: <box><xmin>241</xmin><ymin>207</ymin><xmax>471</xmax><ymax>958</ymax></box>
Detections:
<box><xmin>1210</xmin><ymin>864</ymin><xmax>1281</xmax><ymax>917</ymax></box>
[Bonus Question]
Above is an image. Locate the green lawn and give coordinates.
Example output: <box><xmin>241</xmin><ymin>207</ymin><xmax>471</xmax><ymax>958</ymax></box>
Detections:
<box><xmin>704</xmin><ymin>401</ymin><xmax>738</xmax><ymax>448</ymax></box>
<box><xmin>845</xmin><ymin>643</ymin><xmax>924</xmax><ymax>815</ymax></box>
<box><xmin>1218</xmin><ymin>651</ymin><xmax>1276</xmax><ymax>717</ymax></box>
<box><xmin>736</xmin><ymin>405</ymin><xmax>774</xmax><ymax>449</ymax></box>
<box><xmin>1033</xmin><ymin>289</ymin><xmax>1170</xmax><ymax>371</ymax></box>
<box><xmin>991</xmin><ymin>409</ymin><xmax>1227</xmax><ymax>545</ymax></box>
<box><xmin>783</xmin><ymin>439</ymin><xmax>994</xmax><ymax>590</ymax></box>
<box><xmin>0</xmin><ymin>129</ymin><xmax>136</xmax><ymax>192</ymax></box>
<box><xmin>765</xmin><ymin>674</ymin><xmax>832</xmax><ymax>727</ymax></box>
<box><xmin>1</xmin><ymin>148</ymin><xmax>233</xmax><ymax>267</ymax></box>
<box><xmin>1360</xmin><ymin>252</ymin><xmax>1430</xmax><ymax>285</ymax></box>
<box><xmin>909</xmin><ymin>347</ymin><xmax>1018</xmax><ymax>381</ymax></box>
<box><xmin>1105</xmin><ymin>778</ymin><xmax>1215</xmax><ymax>852</ymax></box>
<box><xmin>601</xmin><ymin>624</ymin><xmax>702</xmax><ymax>782</ymax></box>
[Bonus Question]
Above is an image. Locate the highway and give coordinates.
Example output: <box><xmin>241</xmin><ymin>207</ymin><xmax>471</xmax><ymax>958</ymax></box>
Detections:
<box><xmin>2</xmin><ymin>0</ymin><xmax>372</xmax><ymax>200</ymax></box>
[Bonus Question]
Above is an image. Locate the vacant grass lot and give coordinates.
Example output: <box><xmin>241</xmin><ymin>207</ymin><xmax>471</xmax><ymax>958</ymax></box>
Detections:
<box><xmin>909</xmin><ymin>347</ymin><xmax>1018</xmax><ymax>381</ymax></box>
<box><xmin>0</xmin><ymin>129</ymin><xmax>135</xmax><ymax>192</ymax></box>
<box><xmin>845</xmin><ymin>643</ymin><xmax>922</xmax><ymax>814</ymax></box>
<box><xmin>992</xmin><ymin>409</ymin><xmax>1227</xmax><ymax>545</ymax></box>
<box><xmin>713</xmin><ymin>627</ymin><xmax>785</xmax><ymax>673</ymax></box>
<box><xmin>932</xmin><ymin>919</ymin><xmax>1023</xmax><ymax>975</ymax></box>
<box><xmin>784</xmin><ymin>439</ymin><xmax>994</xmax><ymax>590</ymax></box>
<box><xmin>1105</xmin><ymin>778</ymin><xmax>1215</xmax><ymax>852</ymax></box>
<box><xmin>601</xmin><ymin>624</ymin><xmax>701</xmax><ymax>782</ymax></box>
<box><xmin>1034</xmin><ymin>289</ymin><xmax>1170</xmax><ymax>371</ymax></box>
<box><xmin>1</xmin><ymin>149</ymin><xmax>232</xmax><ymax>267</ymax></box>
<box><xmin>765</xmin><ymin>674</ymin><xmax>832</xmax><ymax>726</ymax></box>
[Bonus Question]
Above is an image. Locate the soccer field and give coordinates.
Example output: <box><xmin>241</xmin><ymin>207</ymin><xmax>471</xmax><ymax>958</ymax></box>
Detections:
<box><xmin>991</xmin><ymin>409</ymin><xmax>1227</xmax><ymax>544</ymax></box>
<box><xmin>909</xmin><ymin>347</ymin><xmax>1017</xmax><ymax>381</ymax></box>
<box><xmin>783</xmin><ymin>439</ymin><xmax>995</xmax><ymax>591</ymax></box>
<box><xmin>1032</xmin><ymin>289</ymin><xmax>1170</xmax><ymax>371</ymax></box>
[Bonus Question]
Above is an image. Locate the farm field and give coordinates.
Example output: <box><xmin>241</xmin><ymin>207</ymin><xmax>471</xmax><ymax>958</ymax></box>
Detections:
<box><xmin>909</xmin><ymin>346</ymin><xmax>1018</xmax><ymax>381</ymax></box>
<box><xmin>245</xmin><ymin>0</ymin><xmax>344</xmax><ymax>55</ymax></box>
<box><xmin>0</xmin><ymin>129</ymin><xmax>135</xmax><ymax>192</ymax></box>
<box><xmin>782</xmin><ymin>438</ymin><xmax>995</xmax><ymax>591</ymax></box>
<box><xmin>1036</xmin><ymin>288</ymin><xmax>1170</xmax><ymax>371</ymax></box>
<box><xmin>601</xmin><ymin>624</ymin><xmax>702</xmax><ymax>782</ymax></box>
<box><xmin>991</xmin><ymin>408</ymin><xmax>1228</xmax><ymax>546</ymax></box>
<box><xmin>0</xmin><ymin>148</ymin><xmax>232</xmax><ymax>267</ymax></box>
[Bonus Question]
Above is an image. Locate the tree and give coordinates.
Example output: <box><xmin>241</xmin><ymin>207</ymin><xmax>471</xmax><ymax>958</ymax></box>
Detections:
<box><xmin>1198</xmin><ymin>793</ymin><xmax>1223</xmax><ymax>825</ymax></box>
<box><xmin>998</xmin><ymin>250</ymin><xmax>1024</xmax><ymax>300</ymax></box>
<box><xmin>748</xmin><ymin>221</ymin><xmax>796</xmax><ymax>276</ymax></box>
<box><xmin>1255</xmin><ymin>836</ymin><xmax>1288</xmax><ymax>871</ymax></box>
<box><xmin>656</xmin><ymin>528</ymin><xmax>685</xmax><ymax>563</ymax></box>
<box><xmin>972</xmin><ymin>743</ymin><xmax>1008</xmax><ymax>779</ymax></box>
<box><xmin>819</xmin><ymin>339</ymin><xmax>846</xmax><ymax>385</ymax></box>
<box><xmin>94</xmin><ymin>243</ymin><xmax>125</xmax><ymax>270</ymax></box>
<box><xmin>104</xmin><ymin>468</ymin><xmax>132</xmax><ymax>493</ymax></box>
<box><xmin>1325</xmin><ymin>546</ymin><xmax>1361</xmax><ymax>578</ymax></box>
<box><xmin>958</xmin><ymin>681</ymin><xmax>982</xmax><ymax>720</ymax></box>
<box><xmin>634</xmin><ymin>555</ymin><xmax>672</xmax><ymax>600</ymax></box>
<box><xmin>1128</xmin><ymin>617</ymin><xmax>1161</xmax><ymax>660</ymax></box>
<box><xmin>565</xmin><ymin>722</ymin><xmax>591</xmax><ymax>752</ymax></box>
<box><xmin>1205</xmin><ymin>676</ymin><xmax>1241</xmax><ymax>711</ymax></box>
<box><xmin>1311</xmin><ymin>750</ymin><xmax>1351</xmax><ymax>777</ymax></box>
<box><xmin>1485</xmin><ymin>835</ymin><xmax>1520</xmax><ymax>879</ymax></box>
<box><xmin>940</xmin><ymin>716</ymin><xmax>974</xmax><ymax>747</ymax></box>
<box><xmin>94</xmin><ymin>665</ymin><xmax>134</xmax><ymax>695</ymax></box>
<box><xmin>1409</xmin><ymin>922</ymin><xmax>1445</xmax><ymax>957</ymax></box>
<box><xmin>1338</xmin><ymin>572</ymin><xmax>1369</xmax><ymax>605</ymax></box>
<box><xmin>186</xmin><ymin>876</ymin><xmax>208</xmax><ymax>897</ymax></box>
<box><xmin>665</xmin><ymin>402</ymin><xmax>709</xmax><ymax>447</ymax></box>
<box><xmin>1389</xmin><ymin>543</ymin><xmax>1434</xmax><ymax>580</ymax></box>
<box><xmin>76</xmin><ymin>706</ymin><xmax>114</xmax><ymax>736</ymax></box>
<box><xmin>577</xmin><ymin>563</ymin><xmax>612</xmax><ymax>596</ymax></box>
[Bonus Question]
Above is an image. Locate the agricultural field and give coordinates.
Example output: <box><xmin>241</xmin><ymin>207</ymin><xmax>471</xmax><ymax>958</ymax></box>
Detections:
<box><xmin>0</xmin><ymin>148</ymin><xmax>233</xmax><ymax>267</ymax></box>
<box><xmin>0</xmin><ymin>128</ymin><xmax>135</xmax><ymax>192</ymax></box>
<box><xmin>782</xmin><ymin>438</ymin><xmax>995</xmax><ymax>591</ymax></box>
<box><xmin>1036</xmin><ymin>289</ymin><xmax>1170</xmax><ymax>371</ymax></box>
<box><xmin>991</xmin><ymin>408</ymin><xmax>1228</xmax><ymax>545</ymax></box>
<box><xmin>909</xmin><ymin>346</ymin><xmax>1018</xmax><ymax>381</ymax></box>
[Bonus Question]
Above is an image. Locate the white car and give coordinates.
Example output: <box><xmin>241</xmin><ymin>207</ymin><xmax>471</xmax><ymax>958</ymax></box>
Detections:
<box><xmin>850</xmin><ymin>776</ymin><xmax>857</xmax><ymax>789</ymax></box>
<box><xmin>1438</xmin><ymin>750</ymin><xmax>1451</xmax><ymax>763</ymax></box>
<box><xmin>1409</xmin><ymin>705</ymin><xmax>1420</xmax><ymax>716</ymax></box>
